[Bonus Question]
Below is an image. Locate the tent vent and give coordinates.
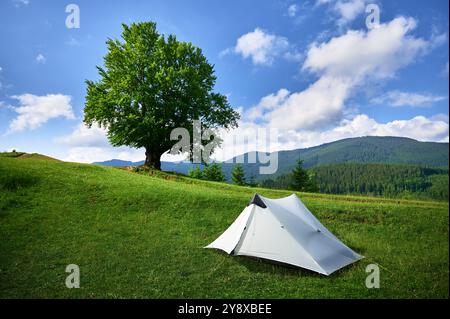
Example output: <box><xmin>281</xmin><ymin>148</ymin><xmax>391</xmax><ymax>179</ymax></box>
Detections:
<box><xmin>248</xmin><ymin>194</ymin><xmax>267</xmax><ymax>208</ymax></box>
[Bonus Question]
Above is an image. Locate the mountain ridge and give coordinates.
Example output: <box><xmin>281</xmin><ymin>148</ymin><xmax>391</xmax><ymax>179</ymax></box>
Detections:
<box><xmin>93</xmin><ymin>136</ymin><xmax>449</xmax><ymax>179</ymax></box>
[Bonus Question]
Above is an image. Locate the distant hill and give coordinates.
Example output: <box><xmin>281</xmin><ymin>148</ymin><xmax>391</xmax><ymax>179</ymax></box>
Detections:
<box><xmin>93</xmin><ymin>136</ymin><xmax>449</xmax><ymax>180</ymax></box>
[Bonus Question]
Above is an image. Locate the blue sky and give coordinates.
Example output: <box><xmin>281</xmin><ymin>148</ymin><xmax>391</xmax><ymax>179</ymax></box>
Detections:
<box><xmin>0</xmin><ymin>0</ymin><xmax>448</xmax><ymax>163</ymax></box>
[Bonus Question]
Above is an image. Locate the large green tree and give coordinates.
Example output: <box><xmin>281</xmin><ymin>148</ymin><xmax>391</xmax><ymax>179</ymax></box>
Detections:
<box><xmin>84</xmin><ymin>22</ymin><xmax>239</xmax><ymax>169</ymax></box>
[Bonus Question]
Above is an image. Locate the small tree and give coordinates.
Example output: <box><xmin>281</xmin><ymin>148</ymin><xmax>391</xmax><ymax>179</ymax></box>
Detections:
<box><xmin>291</xmin><ymin>159</ymin><xmax>310</xmax><ymax>191</ymax></box>
<box><xmin>188</xmin><ymin>166</ymin><xmax>203</xmax><ymax>179</ymax></box>
<box><xmin>231</xmin><ymin>164</ymin><xmax>246</xmax><ymax>186</ymax></box>
<box><xmin>203</xmin><ymin>163</ymin><xmax>225</xmax><ymax>182</ymax></box>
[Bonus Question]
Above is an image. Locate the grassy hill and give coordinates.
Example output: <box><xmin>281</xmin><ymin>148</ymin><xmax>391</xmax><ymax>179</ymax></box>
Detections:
<box><xmin>0</xmin><ymin>154</ymin><xmax>448</xmax><ymax>298</ymax></box>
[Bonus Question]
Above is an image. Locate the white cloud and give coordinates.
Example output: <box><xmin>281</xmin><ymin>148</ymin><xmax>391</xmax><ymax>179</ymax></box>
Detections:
<box><xmin>7</xmin><ymin>94</ymin><xmax>75</xmax><ymax>133</ymax></box>
<box><xmin>233</xmin><ymin>28</ymin><xmax>290</xmax><ymax>65</ymax></box>
<box><xmin>252</xmin><ymin>76</ymin><xmax>352</xmax><ymax>130</ymax></box>
<box><xmin>249</xmin><ymin>17</ymin><xmax>429</xmax><ymax>131</ymax></box>
<box><xmin>0</xmin><ymin>66</ymin><xmax>3</xmax><ymax>72</ymax></box>
<box><xmin>334</xmin><ymin>0</ymin><xmax>367</xmax><ymax>27</ymax></box>
<box><xmin>430</xmin><ymin>113</ymin><xmax>449</xmax><ymax>123</ymax></box>
<box><xmin>288</xmin><ymin>4</ymin><xmax>298</xmax><ymax>17</ymax></box>
<box><xmin>316</xmin><ymin>0</ymin><xmax>370</xmax><ymax>27</ymax></box>
<box><xmin>371</xmin><ymin>90</ymin><xmax>447</xmax><ymax>107</ymax></box>
<box><xmin>302</xmin><ymin>17</ymin><xmax>427</xmax><ymax>79</ymax></box>
<box><xmin>245</xmin><ymin>88</ymin><xmax>290</xmax><ymax>120</ymax></box>
<box><xmin>36</xmin><ymin>53</ymin><xmax>46</xmax><ymax>64</ymax></box>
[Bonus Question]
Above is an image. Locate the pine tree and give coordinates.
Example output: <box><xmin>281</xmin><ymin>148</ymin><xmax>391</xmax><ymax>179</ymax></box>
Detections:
<box><xmin>203</xmin><ymin>163</ymin><xmax>225</xmax><ymax>182</ymax></box>
<box><xmin>291</xmin><ymin>159</ymin><xmax>310</xmax><ymax>191</ymax></box>
<box><xmin>231</xmin><ymin>164</ymin><xmax>246</xmax><ymax>186</ymax></box>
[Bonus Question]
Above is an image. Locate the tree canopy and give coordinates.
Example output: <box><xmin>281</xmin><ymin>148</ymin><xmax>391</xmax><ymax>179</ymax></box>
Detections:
<box><xmin>84</xmin><ymin>22</ymin><xmax>239</xmax><ymax>169</ymax></box>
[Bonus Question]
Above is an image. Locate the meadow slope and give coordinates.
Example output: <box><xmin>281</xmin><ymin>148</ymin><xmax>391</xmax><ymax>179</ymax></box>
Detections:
<box><xmin>0</xmin><ymin>155</ymin><xmax>448</xmax><ymax>298</ymax></box>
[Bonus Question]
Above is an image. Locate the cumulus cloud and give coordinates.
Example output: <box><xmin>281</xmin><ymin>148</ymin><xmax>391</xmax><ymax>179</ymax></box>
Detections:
<box><xmin>36</xmin><ymin>53</ymin><xmax>46</xmax><ymax>64</ymax></box>
<box><xmin>245</xmin><ymin>88</ymin><xmax>290</xmax><ymax>120</ymax></box>
<box><xmin>249</xmin><ymin>17</ymin><xmax>429</xmax><ymax>131</ymax></box>
<box><xmin>302</xmin><ymin>17</ymin><xmax>427</xmax><ymax>79</ymax></box>
<box><xmin>228</xmin><ymin>28</ymin><xmax>298</xmax><ymax>65</ymax></box>
<box><xmin>7</xmin><ymin>94</ymin><xmax>75</xmax><ymax>133</ymax></box>
<box><xmin>251</xmin><ymin>76</ymin><xmax>352</xmax><ymax>130</ymax></box>
<box><xmin>371</xmin><ymin>90</ymin><xmax>447</xmax><ymax>107</ymax></box>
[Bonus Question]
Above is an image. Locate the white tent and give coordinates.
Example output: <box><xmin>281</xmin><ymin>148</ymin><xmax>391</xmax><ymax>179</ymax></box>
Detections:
<box><xmin>205</xmin><ymin>193</ymin><xmax>363</xmax><ymax>275</ymax></box>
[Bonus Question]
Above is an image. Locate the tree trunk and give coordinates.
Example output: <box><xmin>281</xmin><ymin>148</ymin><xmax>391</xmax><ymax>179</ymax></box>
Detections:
<box><xmin>144</xmin><ymin>148</ymin><xmax>162</xmax><ymax>170</ymax></box>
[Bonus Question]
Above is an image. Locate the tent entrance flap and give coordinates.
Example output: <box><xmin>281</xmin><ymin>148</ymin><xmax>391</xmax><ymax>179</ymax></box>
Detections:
<box><xmin>204</xmin><ymin>205</ymin><xmax>254</xmax><ymax>254</ymax></box>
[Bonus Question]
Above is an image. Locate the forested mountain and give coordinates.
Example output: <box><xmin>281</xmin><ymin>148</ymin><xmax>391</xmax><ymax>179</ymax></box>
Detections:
<box><xmin>261</xmin><ymin>163</ymin><xmax>449</xmax><ymax>200</ymax></box>
<box><xmin>221</xmin><ymin>136</ymin><xmax>449</xmax><ymax>180</ymax></box>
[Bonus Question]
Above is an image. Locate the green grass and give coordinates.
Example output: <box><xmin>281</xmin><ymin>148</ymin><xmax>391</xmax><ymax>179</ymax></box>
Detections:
<box><xmin>0</xmin><ymin>155</ymin><xmax>448</xmax><ymax>298</ymax></box>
